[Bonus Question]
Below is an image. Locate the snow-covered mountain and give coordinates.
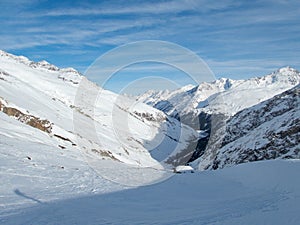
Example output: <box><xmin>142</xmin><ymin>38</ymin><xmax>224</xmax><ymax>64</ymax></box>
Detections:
<box><xmin>0</xmin><ymin>50</ymin><xmax>197</xmax><ymax>171</ymax></box>
<box><xmin>193</xmin><ymin>84</ymin><xmax>300</xmax><ymax>170</ymax></box>
<box><xmin>138</xmin><ymin>66</ymin><xmax>300</xmax><ymax>118</ymax></box>
<box><xmin>138</xmin><ymin>67</ymin><xmax>300</xmax><ymax>166</ymax></box>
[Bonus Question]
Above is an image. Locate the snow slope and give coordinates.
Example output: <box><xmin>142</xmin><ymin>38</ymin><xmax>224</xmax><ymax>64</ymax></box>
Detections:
<box><xmin>0</xmin><ymin>112</ymin><xmax>124</xmax><ymax>216</ymax></box>
<box><xmin>1</xmin><ymin>159</ymin><xmax>299</xmax><ymax>225</ymax></box>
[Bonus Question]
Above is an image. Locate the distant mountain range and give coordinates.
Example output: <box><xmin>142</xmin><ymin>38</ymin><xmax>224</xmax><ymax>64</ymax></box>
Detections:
<box><xmin>138</xmin><ymin>66</ymin><xmax>300</xmax><ymax>117</ymax></box>
<box><xmin>138</xmin><ymin>66</ymin><xmax>300</xmax><ymax>168</ymax></box>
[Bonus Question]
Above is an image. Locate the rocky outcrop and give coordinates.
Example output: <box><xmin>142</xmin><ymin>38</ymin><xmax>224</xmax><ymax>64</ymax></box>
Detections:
<box><xmin>0</xmin><ymin>69</ymin><xmax>9</xmax><ymax>81</ymax></box>
<box><xmin>0</xmin><ymin>97</ymin><xmax>52</xmax><ymax>133</ymax></box>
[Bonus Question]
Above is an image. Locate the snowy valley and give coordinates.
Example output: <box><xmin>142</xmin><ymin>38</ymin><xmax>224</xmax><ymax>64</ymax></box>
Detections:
<box><xmin>0</xmin><ymin>50</ymin><xmax>299</xmax><ymax>224</ymax></box>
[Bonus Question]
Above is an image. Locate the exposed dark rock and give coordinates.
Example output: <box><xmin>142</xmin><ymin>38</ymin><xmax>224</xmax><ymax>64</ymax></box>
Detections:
<box><xmin>205</xmin><ymin>85</ymin><xmax>300</xmax><ymax>170</ymax></box>
<box><xmin>0</xmin><ymin>99</ymin><xmax>52</xmax><ymax>133</ymax></box>
<box><xmin>54</xmin><ymin>134</ymin><xmax>72</xmax><ymax>142</ymax></box>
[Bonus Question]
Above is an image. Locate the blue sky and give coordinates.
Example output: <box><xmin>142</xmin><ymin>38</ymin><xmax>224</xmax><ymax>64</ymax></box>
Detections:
<box><xmin>0</xmin><ymin>0</ymin><xmax>299</xmax><ymax>94</ymax></box>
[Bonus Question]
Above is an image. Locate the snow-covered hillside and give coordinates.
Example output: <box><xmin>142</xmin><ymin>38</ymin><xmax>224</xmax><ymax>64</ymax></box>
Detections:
<box><xmin>0</xmin><ymin>112</ymin><xmax>124</xmax><ymax>215</ymax></box>
<box><xmin>194</xmin><ymin>84</ymin><xmax>300</xmax><ymax>170</ymax></box>
<box><xmin>0</xmin><ymin>50</ymin><xmax>197</xmax><ymax>171</ymax></box>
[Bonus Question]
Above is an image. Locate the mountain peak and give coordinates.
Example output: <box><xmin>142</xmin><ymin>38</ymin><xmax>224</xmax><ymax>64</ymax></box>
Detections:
<box><xmin>33</xmin><ymin>60</ymin><xmax>59</xmax><ymax>71</ymax></box>
<box><xmin>277</xmin><ymin>66</ymin><xmax>299</xmax><ymax>74</ymax></box>
<box><xmin>38</xmin><ymin>60</ymin><xmax>51</xmax><ymax>65</ymax></box>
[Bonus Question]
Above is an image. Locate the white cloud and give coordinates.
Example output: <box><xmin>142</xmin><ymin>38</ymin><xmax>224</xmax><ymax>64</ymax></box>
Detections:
<box><xmin>0</xmin><ymin>0</ymin><xmax>299</xmax><ymax>84</ymax></box>
<box><xmin>44</xmin><ymin>0</ymin><xmax>236</xmax><ymax>17</ymax></box>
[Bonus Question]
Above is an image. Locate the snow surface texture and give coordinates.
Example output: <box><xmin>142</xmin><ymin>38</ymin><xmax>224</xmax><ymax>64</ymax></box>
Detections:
<box><xmin>1</xmin><ymin>157</ymin><xmax>300</xmax><ymax>225</ymax></box>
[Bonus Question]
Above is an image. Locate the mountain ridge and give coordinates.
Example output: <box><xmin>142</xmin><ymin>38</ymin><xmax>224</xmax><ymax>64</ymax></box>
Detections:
<box><xmin>138</xmin><ymin>65</ymin><xmax>300</xmax><ymax>117</ymax></box>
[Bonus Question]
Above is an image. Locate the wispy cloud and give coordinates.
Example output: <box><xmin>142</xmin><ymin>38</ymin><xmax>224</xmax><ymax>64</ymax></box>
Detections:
<box><xmin>0</xmin><ymin>0</ymin><xmax>299</xmax><ymax>92</ymax></box>
<box><xmin>43</xmin><ymin>0</ymin><xmax>237</xmax><ymax>16</ymax></box>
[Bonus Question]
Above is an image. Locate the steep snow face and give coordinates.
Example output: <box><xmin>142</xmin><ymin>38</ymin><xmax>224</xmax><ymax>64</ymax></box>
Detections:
<box><xmin>138</xmin><ymin>66</ymin><xmax>300</xmax><ymax>117</ymax></box>
<box><xmin>194</xmin><ymin>84</ymin><xmax>300</xmax><ymax>170</ymax></box>
<box><xmin>0</xmin><ymin>50</ymin><xmax>197</xmax><ymax>170</ymax></box>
